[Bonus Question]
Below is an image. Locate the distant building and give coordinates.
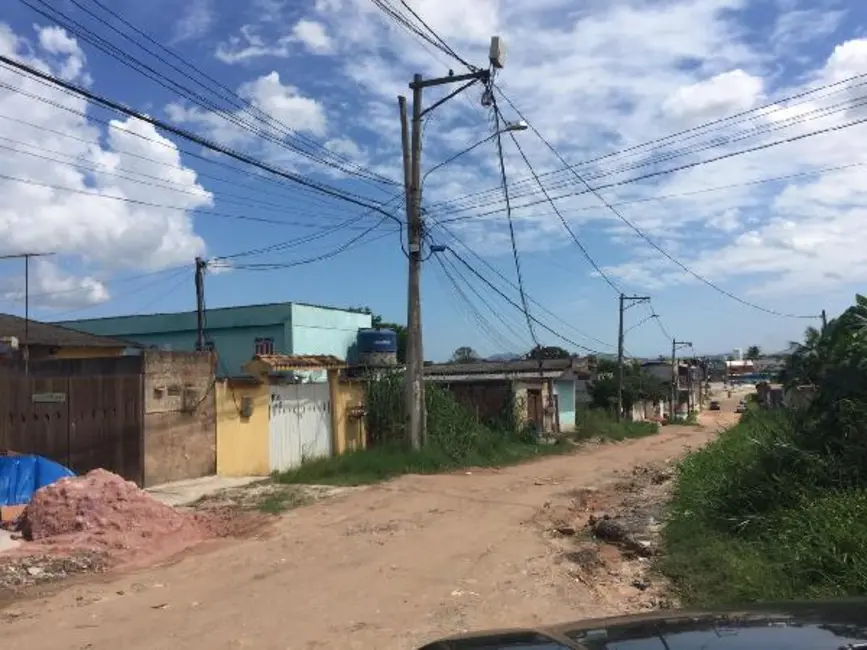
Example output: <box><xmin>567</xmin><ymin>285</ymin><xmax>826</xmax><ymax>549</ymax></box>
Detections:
<box><xmin>0</xmin><ymin>313</ymin><xmax>138</xmax><ymax>361</ymax></box>
<box><xmin>56</xmin><ymin>302</ymin><xmax>371</xmax><ymax>378</ymax></box>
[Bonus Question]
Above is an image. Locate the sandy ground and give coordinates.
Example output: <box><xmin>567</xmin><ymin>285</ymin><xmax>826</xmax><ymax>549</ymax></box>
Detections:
<box><xmin>0</xmin><ymin>408</ymin><xmax>739</xmax><ymax>650</ymax></box>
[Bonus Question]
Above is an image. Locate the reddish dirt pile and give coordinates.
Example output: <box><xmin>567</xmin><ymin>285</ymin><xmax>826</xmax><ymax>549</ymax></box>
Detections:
<box><xmin>15</xmin><ymin>469</ymin><xmax>255</xmax><ymax>569</ymax></box>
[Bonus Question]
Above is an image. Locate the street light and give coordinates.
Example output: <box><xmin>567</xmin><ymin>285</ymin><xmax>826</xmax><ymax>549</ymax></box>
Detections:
<box><xmin>422</xmin><ymin>120</ymin><xmax>528</xmax><ymax>186</ymax></box>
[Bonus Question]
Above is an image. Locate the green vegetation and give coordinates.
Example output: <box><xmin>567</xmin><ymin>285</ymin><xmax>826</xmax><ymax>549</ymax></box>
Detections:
<box><xmin>575</xmin><ymin>408</ymin><xmax>659</xmax><ymax>441</ymax></box>
<box><xmin>587</xmin><ymin>358</ymin><xmax>668</xmax><ymax>413</ymax></box>
<box><xmin>256</xmin><ymin>486</ymin><xmax>311</xmax><ymax>514</ymax></box>
<box><xmin>661</xmin><ymin>294</ymin><xmax>867</xmax><ymax>605</ymax></box>
<box><xmin>276</xmin><ymin>375</ymin><xmax>658</xmax><ymax>486</ymax></box>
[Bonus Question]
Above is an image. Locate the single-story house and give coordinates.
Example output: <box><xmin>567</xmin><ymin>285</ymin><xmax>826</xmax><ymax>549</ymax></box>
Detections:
<box><xmin>424</xmin><ymin>358</ymin><xmax>592</xmax><ymax>433</ymax></box>
<box><xmin>0</xmin><ymin>313</ymin><xmax>140</xmax><ymax>361</ymax></box>
<box><xmin>55</xmin><ymin>301</ymin><xmax>372</xmax><ymax>379</ymax></box>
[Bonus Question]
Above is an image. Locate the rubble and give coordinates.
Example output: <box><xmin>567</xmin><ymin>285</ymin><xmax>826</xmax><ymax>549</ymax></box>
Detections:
<box><xmin>6</xmin><ymin>469</ymin><xmax>264</xmax><ymax>574</ymax></box>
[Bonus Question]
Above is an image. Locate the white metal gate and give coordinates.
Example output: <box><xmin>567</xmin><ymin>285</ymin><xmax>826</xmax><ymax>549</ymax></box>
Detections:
<box><xmin>269</xmin><ymin>383</ymin><xmax>333</xmax><ymax>472</ymax></box>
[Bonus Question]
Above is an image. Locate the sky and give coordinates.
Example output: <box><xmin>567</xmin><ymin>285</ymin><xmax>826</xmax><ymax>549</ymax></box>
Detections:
<box><xmin>0</xmin><ymin>0</ymin><xmax>865</xmax><ymax>361</ymax></box>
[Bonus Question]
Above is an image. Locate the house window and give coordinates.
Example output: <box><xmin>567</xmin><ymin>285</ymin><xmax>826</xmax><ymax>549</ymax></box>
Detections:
<box><xmin>254</xmin><ymin>337</ymin><xmax>274</xmax><ymax>356</ymax></box>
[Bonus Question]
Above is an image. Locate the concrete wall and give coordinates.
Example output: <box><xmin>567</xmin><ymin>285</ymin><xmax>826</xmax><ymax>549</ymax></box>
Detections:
<box><xmin>215</xmin><ymin>379</ymin><xmax>270</xmax><ymax>477</ymax></box>
<box><xmin>27</xmin><ymin>344</ymin><xmax>128</xmax><ymax>361</ymax></box>
<box><xmin>554</xmin><ymin>379</ymin><xmax>576</xmax><ymax>431</ymax></box>
<box><xmin>290</xmin><ymin>304</ymin><xmax>371</xmax><ymax>381</ymax></box>
<box><xmin>513</xmin><ymin>379</ymin><xmax>556</xmax><ymax>431</ymax></box>
<box><xmin>442</xmin><ymin>380</ymin><xmax>513</xmax><ymax>425</ymax></box>
<box><xmin>142</xmin><ymin>350</ymin><xmax>216</xmax><ymax>487</ymax></box>
<box><xmin>333</xmin><ymin>381</ymin><xmax>367</xmax><ymax>455</ymax></box>
<box><xmin>575</xmin><ymin>379</ymin><xmax>592</xmax><ymax>406</ymax></box>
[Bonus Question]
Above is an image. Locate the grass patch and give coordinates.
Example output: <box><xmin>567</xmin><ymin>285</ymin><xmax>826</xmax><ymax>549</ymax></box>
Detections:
<box><xmin>659</xmin><ymin>409</ymin><xmax>867</xmax><ymax>605</ymax></box>
<box><xmin>256</xmin><ymin>486</ymin><xmax>311</xmax><ymax>514</ymax></box>
<box><xmin>276</xmin><ymin>439</ymin><xmax>570</xmax><ymax>486</ymax></box>
<box><xmin>574</xmin><ymin>408</ymin><xmax>659</xmax><ymax>441</ymax></box>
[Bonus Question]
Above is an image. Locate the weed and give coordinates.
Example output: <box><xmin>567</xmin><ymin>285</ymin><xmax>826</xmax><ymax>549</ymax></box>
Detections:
<box><xmin>256</xmin><ymin>487</ymin><xmax>311</xmax><ymax>514</ymax></box>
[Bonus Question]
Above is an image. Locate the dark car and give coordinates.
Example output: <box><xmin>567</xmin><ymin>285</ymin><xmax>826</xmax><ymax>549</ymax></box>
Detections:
<box><xmin>709</xmin><ymin>400</ymin><xmax>721</xmax><ymax>411</ymax></box>
<box><xmin>417</xmin><ymin>600</ymin><xmax>867</xmax><ymax>650</ymax></box>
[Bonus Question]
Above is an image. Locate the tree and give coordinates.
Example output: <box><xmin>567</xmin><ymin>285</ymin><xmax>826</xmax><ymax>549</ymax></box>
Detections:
<box><xmin>587</xmin><ymin>358</ymin><xmax>668</xmax><ymax>412</ymax></box>
<box><xmin>525</xmin><ymin>345</ymin><xmax>571</xmax><ymax>360</ymax></box>
<box><xmin>451</xmin><ymin>346</ymin><xmax>480</xmax><ymax>363</ymax></box>
<box><xmin>746</xmin><ymin>345</ymin><xmax>762</xmax><ymax>359</ymax></box>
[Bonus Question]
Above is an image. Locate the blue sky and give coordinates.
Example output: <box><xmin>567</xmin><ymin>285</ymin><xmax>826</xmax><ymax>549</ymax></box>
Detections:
<box><xmin>0</xmin><ymin>0</ymin><xmax>866</xmax><ymax>361</ymax></box>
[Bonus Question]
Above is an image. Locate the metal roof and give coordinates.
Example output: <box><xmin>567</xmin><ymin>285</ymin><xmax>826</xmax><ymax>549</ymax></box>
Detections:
<box><xmin>0</xmin><ymin>314</ymin><xmax>140</xmax><ymax>348</ymax></box>
<box><xmin>249</xmin><ymin>354</ymin><xmax>345</xmax><ymax>371</ymax></box>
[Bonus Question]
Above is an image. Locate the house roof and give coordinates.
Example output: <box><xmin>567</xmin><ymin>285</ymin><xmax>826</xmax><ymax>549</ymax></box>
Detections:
<box><xmin>0</xmin><ymin>314</ymin><xmax>139</xmax><ymax>348</ymax></box>
<box><xmin>425</xmin><ymin>358</ymin><xmax>575</xmax><ymax>376</ymax></box>
<box><xmin>53</xmin><ymin>301</ymin><xmax>372</xmax><ymax>336</ymax></box>
<box><xmin>245</xmin><ymin>354</ymin><xmax>345</xmax><ymax>373</ymax></box>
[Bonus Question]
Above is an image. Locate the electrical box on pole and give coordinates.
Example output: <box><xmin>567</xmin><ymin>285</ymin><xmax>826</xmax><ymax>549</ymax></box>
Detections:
<box><xmin>489</xmin><ymin>36</ymin><xmax>506</xmax><ymax>69</ymax></box>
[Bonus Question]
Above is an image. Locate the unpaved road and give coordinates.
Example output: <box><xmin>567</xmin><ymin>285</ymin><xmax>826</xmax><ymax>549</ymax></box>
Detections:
<box><xmin>1</xmin><ymin>411</ymin><xmax>736</xmax><ymax>650</ymax></box>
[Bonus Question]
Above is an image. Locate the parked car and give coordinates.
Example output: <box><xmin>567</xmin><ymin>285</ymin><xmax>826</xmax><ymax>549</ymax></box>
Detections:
<box><xmin>709</xmin><ymin>400</ymin><xmax>721</xmax><ymax>411</ymax></box>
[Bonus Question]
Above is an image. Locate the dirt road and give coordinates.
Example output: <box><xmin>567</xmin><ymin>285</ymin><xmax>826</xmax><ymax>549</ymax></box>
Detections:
<box><xmin>1</xmin><ymin>413</ymin><xmax>735</xmax><ymax>650</ymax></box>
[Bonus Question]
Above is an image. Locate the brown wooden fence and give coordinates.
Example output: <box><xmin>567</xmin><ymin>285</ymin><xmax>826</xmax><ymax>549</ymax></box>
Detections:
<box><xmin>0</xmin><ymin>357</ymin><xmax>144</xmax><ymax>483</ymax></box>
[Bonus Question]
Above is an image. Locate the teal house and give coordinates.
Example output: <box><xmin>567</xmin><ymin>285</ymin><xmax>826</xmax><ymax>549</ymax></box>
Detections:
<box><xmin>56</xmin><ymin>302</ymin><xmax>372</xmax><ymax>377</ymax></box>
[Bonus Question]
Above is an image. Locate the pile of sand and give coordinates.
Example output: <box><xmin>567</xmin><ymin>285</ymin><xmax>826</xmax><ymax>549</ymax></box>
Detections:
<box><xmin>18</xmin><ymin>469</ymin><xmax>232</xmax><ymax>567</ymax></box>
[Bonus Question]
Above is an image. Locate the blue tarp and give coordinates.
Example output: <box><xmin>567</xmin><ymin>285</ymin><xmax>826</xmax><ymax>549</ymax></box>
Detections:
<box><xmin>0</xmin><ymin>455</ymin><xmax>75</xmax><ymax>506</ymax></box>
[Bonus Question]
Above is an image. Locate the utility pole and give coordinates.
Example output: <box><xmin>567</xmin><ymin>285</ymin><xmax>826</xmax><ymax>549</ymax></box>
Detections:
<box><xmin>0</xmin><ymin>251</ymin><xmax>54</xmax><ymax>374</ymax></box>
<box><xmin>670</xmin><ymin>339</ymin><xmax>693</xmax><ymax>420</ymax></box>
<box><xmin>821</xmin><ymin>309</ymin><xmax>827</xmax><ymax>331</ymax></box>
<box><xmin>398</xmin><ymin>37</ymin><xmax>503</xmax><ymax>450</ymax></box>
<box><xmin>194</xmin><ymin>257</ymin><xmax>206</xmax><ymax>352</ymax></box>
<box><xmin>617</xmin><ymin>294</ymin><xmax>650</xmax><ymax>422</ymax></box>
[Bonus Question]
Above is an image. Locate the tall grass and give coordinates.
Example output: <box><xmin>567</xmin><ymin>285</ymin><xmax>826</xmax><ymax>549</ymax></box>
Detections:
<box><xmin>277</xmin><ymin>376</ymin><xmax>658</xmax><ymax>486</ymax></box>
<box><xmin>660</xmin><ymin>408</ymin><xmax>867</xmax><ymax>605</ymax></box>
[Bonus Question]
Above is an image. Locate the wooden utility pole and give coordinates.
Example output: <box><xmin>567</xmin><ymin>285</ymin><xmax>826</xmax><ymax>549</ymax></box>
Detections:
<box><xmin>670</xmin><ymin>339</ymin><xmax>693</xmax><ymax>419</ymax></box>
<box><xmin>399</xmin><ymin>63</ymin><xmax>495</xmax><ymax>450</ymax></box>
<box><xmin>0</xmin><ymin>251</ymin><xmax>55</xmax><ymax>374</ymax></box>
<box><xmin>194</xmin><ymin>257</ymin><xmax>206</xmax><ymax>351</ymax></box>
<box><xmin>617</xmin><ymin>294</ymin><xmax>649</xmax><ymax>422</ymax></box>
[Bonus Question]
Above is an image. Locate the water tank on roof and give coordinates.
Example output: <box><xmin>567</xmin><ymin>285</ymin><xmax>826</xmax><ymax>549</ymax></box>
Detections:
<box><xmin>357</xmin><ymin>328</ymin><xmax>398</xmax><ymax>367</ymax></box>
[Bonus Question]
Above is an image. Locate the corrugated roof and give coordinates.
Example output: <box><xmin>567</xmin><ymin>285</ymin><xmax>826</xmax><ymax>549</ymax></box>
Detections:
<box><xmin>252</xmin><ymin>354</ymin><xmax>345</xmax><ymax>370</ymax></box>
<box><xmin>0</xmin><ymin>314</ymin><xmax>140</xmax><ymax>348</ymax></box>
<box><xmin>425</xmin><ymin>358</ymin><xmax>574</xmax><ymax>376</ymax></box>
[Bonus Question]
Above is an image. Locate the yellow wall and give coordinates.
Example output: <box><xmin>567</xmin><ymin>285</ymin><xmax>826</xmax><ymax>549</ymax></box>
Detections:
<box><xmin>215</xmin><ymin>380</ymin><xmax>270</xmax><ymax>477</ymax></box>
<box><xmin>47</xmin><ymin>345</ymin><xmax>126</xmax><ymax>359</ymax></box>
<box><xmin>333</xmin><ymin>380</ymin><xmax>367</xmax><ymax>455</ymax></box>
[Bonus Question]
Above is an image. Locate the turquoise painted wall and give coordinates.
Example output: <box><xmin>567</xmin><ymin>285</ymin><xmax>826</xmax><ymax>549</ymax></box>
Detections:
<box><xmin>55</xmin><ymin>302</ymin><xmax>371</xmax><ymax>378</ymax></box>
<box><xmin>554</xmin><ymin>379</ymin><xmax>576</xmax><ymax>431</ymax></box>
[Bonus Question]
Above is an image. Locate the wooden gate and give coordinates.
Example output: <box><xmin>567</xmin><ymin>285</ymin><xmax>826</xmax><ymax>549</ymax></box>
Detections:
<box><xmin>269</xmin><ymin>383</ymin><xmax>333</xmax><ymax>472</ymax></box>
<box><xmin>0</xmin><ymin>358</ymin><xmax>144</xmax><ymax>482</ymax></box>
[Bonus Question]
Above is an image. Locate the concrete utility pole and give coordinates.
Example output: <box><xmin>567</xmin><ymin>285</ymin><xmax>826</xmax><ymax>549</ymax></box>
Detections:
<box><xmin>617</xmin><ymin>294</ymin><xmax>650</xmax><ymax>422</ymax></box>
<box><xmin>194</xmin><ymin>257</ymin><xmax>207</xmax><ymax>352</ymax></box>
<box><xmin>670</xmin><ymin>339</ymin><xmax>693</xmax><ymax>419</ymax></box>
<box><xmin>399</xmin><ymin>38</ymin><xmax>504</xmax><ymax>451</ymax></box>
<box><xmin>0</xmin><ymin>251</ymin><xmax>55</xmax><ymax>374</ymax></box>
<box><xmin>821</xmin><ymin>309</ymin><xmax>827</xmax><ymax>331</ymax></box>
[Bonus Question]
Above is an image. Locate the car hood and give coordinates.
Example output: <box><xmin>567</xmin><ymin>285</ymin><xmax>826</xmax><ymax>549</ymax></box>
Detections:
<box><xmin>417</xmin><ymin>600</ymin><xmax>867</xmax><ymax>649</ymax></box>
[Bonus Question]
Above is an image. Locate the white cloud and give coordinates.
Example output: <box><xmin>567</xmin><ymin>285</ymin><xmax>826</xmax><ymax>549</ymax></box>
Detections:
<box><xmin>291</xmin><ymin>19</ymin><xmax>334</xmax><ymax>55</ymax></box>
<box><xmin>0</xmin><ymin>23</ymin><xmax>209</xmax><ymax>309</ymax></box>
<box><xmin>168</xmin><ymin>71</ymin><xmax>328</xmax><ymax>145</ymax></box>
<box><xmin>171</xmin><ymin>0</ymin><xmax>214</xmax><ymax>44</ymax></box>
<box><xmin>661</xmin><ymin>70</ymin><xmax>765</xmax><ymax>123</ymax></box>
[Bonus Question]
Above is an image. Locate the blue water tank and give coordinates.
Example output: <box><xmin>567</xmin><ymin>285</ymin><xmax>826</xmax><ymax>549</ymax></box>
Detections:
<box><xmin>357</xmin><ymin>329</ymin><xmax>398</xmax><ymax>367</ymax></box>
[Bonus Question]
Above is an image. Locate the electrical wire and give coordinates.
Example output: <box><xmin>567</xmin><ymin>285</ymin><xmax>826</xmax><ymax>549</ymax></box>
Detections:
<box><xmin>503</xmin><ymin>122</ymin><xmax>622</xmax><ymax>294</ymax></box>
<box><xmin>447</xmin><ymin>248</ymin><xmax>603</xmax><ymax>354</ymax></box>
<box><xmin>491</xmin><ymin>98</ymin><xmax>539</xmax><ymax>349</ymax></box>
<box><xmin>21</xmin><ymin>0</ymin><xmax>398</xmax><ymax>188</ymax></box>
<box><xmin>496</xmin><ymin>88</ymin><xmax>821</xmax><ymax>319</ymax></box>
<box><xmin>0</xmin><ymin>55</ymin><xmax>405</xmax><ymax>226</ymax></box>
<box><xmin>81</xmin><ymin>0</ymin><xmax>391</xmax><ymax>182</ymax></box>
<box><xmin>425</xmin><ymin>219</ymin><xmax>616</xmax><ymax>350</ymax></box>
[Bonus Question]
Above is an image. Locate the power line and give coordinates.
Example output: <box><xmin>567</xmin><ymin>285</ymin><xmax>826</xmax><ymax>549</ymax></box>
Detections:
<box><xmin>0</xmin><ymin>55</ymin><xmax>405</xmax><ymax>226</ymax></box>
<box><xmin>447</xmin><ymin>248</ymin><xmax>603</xmax><ymax>354</ymax></box>
<box><xmin>21</xmin><ymin>0</ymin><xmax>397</xmax><ymax>188</ymax></box>
<box><xmin>495</xmin><ymin>88</ymin><xmax>822</xmax><ymax>319</ymax></box>
<box><xmin>81</xmin><ymin>0</ymin><xmax>392</xmax><ymax>182</ymax></box>
<box><xmin>504</xmin><ymin>123</ymin><xmax>622</xmax><ymax>294</ymax></box>
<box><xmin>491</xmin><ymin>99</ymin><xmax>539</xmax><ymax>348</ymax></box>
<box><xmin>430</xmin><ymin>73</ymin><xmax>867</xmax><ymax>212</ymax></box>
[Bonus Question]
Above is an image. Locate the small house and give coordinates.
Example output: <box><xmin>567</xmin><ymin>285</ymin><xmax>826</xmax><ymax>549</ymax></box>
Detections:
<box><xmin>424</xmin><ymin>358</ymin><xmax>591</xmax><ymax>433</ymax></box>
<box><xmin>0</xmin><ymin>313</ymin><xmax>139</xmax><ymax>361</ymax></box>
